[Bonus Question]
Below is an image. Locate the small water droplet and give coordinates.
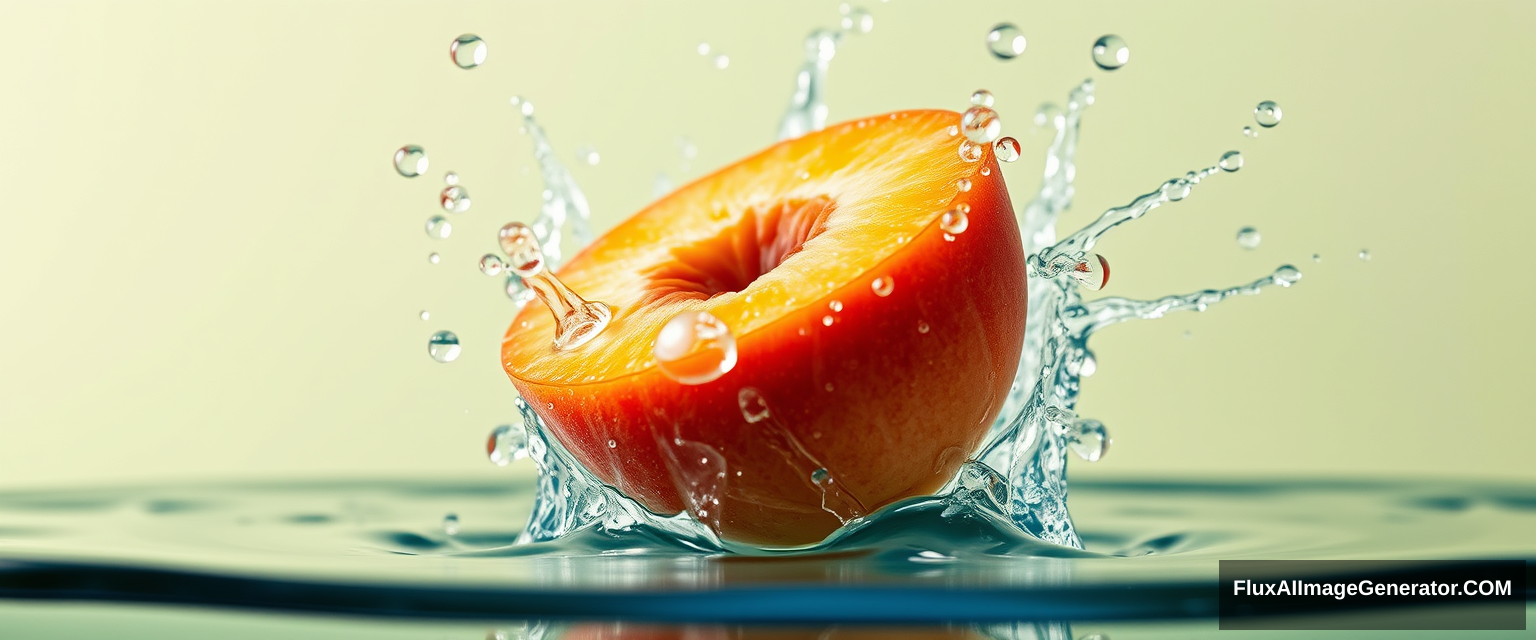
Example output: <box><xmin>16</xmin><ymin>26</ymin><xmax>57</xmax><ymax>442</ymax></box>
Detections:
<box><xmin>428</xmin><ymin>330</ymin><xmax>461</xmax><ymax>363</ymax></box>
<box><xmin>1067</xmin><ymin>419</ymin><xmax>1110</xmax><ymax>462</ymax></box>
<box><xmin>576</xmin><ymin>146</ymin><xmax>600</xmax><ymax>166</ymax></box>
<box><xmin>393</xmin><ymin>145</ymin><xmax>428</xmax><ymax>177</ymax></box>
<box><xmin>1273</xmin><ymin>265</ymin><xmax>1302</xmax><ymax>286</ymax></box>
<box><xmin>479</xmin><ymin>254</ymin><xmax>506</xmax><ymax>276</ymax></box>
<box><xmin>440</xmin><ymin>185</ymin><xmax>471</xmax><ymax>213</ymax></box>
<box><xmin>980</xmin><ymin>166</ymin><xmax>991</xmax><ymax>176</ymax></box>
<box><xmin>969</xmin><ymin>89</ymin><xmax>995</xmax><ymax>107</ymax></box>
<box><xmin>839</xmin><ymin>6</ymin><xmax>874</xmax><ymax>33</ymax></box>
<box><xmin>1091</xmin><ymin>34</ymin><xmax>1130</xmax><ymax>70</ymax></box>
<box><xmin>654</xmin><ymin>311</ymin><xmax>737</xmax><ymax>385</ymax></box>
<box><xmin>696</xmin><ymin>42</ymin><xmax>711</xmax><ymax>56</ymax></box>
<box><xmin>986</xmin><ymin>24</ymin><xmax>1026</xmax><ymax>59</ymax></box>
<box><xmin>738</xmin><ymin>387</ymin><xmax>771</xmax><ymax>423</ymax></box>
<box><xmin>810</xmin><ymin>468</ymin><xmax>831</xmax><ymax>485</ymax></box>
<box><xmin>958</xmin><ymin>139</ymin><xmax>983</xmax><ymax>162</ymax></box>
<box><xmin>940</xmin><ymin>208</ymin><xmax>969</xmax><ymax>235</ymax></box>
<box><xmin>1242</xmin><ymin>126</ymin><xmax>1258</xmax><ymax>138</ymax></box>
<box><xmin>714</xmin><ymin>54</ymin><xmax>730</xmax><ymax>69</ymax></box>
<box><xmin>994</xmin><ymin>137</ymin><xmax>1022</xmax><ymax>163</ymax></box>
<box><xmin>917</xmin><ymin>321</ymin><xmax>930</xmax><ymax>334</ymax></box>
<box><xmin>1358</xmin><ymin>249</ymin><xmax>1371</xmax><ymax>261</ymax></box>
<box><xmin>450</xmin><ymin>34</ymin><xmax>486</xmax><ymax>69</ymax></box>
<box><xmin>871</xmin><ymin>276</ymin><xmax>894</xmax><ymax>297</ymax></box>
<box><xmin>425</xmin><ymin>216</ymin><xmax>452</xmax><ymax>239</ymax></box>
<box><xmin>486</xmin><ymin>424</ymin><xmax>527</xmax><ymax>466</ymax></box>
<box><xmin>1312</xmin><ymin>253</ymin><xmax>1322</xmax><ymax>262</ymax></box>
<box><xmin>607</xmin><ymin>439</ymin><xmax>617</xmax><ymax>449</ymax></box>
<box><xmin>510</xmin><ymin>95</ymin><xmax>534</xmax><ymax>116</ymax></box>
<box><xmin>1067</xmin><ymin>254</ymin><xmax>1111</xmax><ymax>290</ymax></box>
<box><xmin>1236</xmin><ymin>227</ymin><xmax>1261</xmax><ymax>250</ymax></box>
<box><xmin>428</xmin><ymin>253</ymin><xmax>441</xmax><ymax>264</ymax></box>
<box><xmin>1254</xmin><ymin>100</ymin><xmax>1283</xmax><ymax>128</ymax></box>
<box><xmin>822</xmin><ymin>315</ymin><xmax>834</xmax><ymax>326</ymax></box>
<box><xmin>829</xmin><ymin>300</ymin><xmax>843</xmax><ymax>312</ymax></box>
<box><xmin>956</xmin><ymin>178</ymin><xmax>972</xmax><ymax>192</ymax></box>
<box><xmin>1219</xmin><ymin>150</ymin><xmax>1244</xmax><ymax>172</ymax></box>
<box><xmin>419</xmin><ymin>310</ymin><xmax>430</xmax><ymax>321</ymax></box>
<box><xmin>960</xmin><ymin>106</ymin><xmax>1002</xmax><ymax>144</ymax></box>
<box><xmin>444</xmin><ymin>172</ymin><xmax>459</xmax><ymax>186</ymax></box>
<box><xmin>442</xmin><ymin>513</ymin><xmax>460</xmax><ymax>535</ymax></box>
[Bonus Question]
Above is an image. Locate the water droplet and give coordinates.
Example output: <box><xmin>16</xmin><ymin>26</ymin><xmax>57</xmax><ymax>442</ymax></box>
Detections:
<box><xmin>1242</xmin><ymin>126</ymin><xmax>1258</xmax><ymax>138</ymax></box>
<box><xmin>654</xmin><ymin>311</ymin><xmax>737</xmax><ymax>385</ymax></box>
<box><xmin>1358</xmin><ymin>249</ymin><xmax>1371</xmax><ymax>261</ymax></box>
<box><xmin>428</xmin><ymin>253</ymin><xmax>441</xmax><ymax>264</ymax></box>
<box><xmin>1091</xmin><ymin>34</ymin><xmax>1130</xmax><ymax>70</ymax></box>
<box><xmin>444</xmin><ymin>172</ymin><xmax>459</xmax><ymax>186</ymax></box>
<box><xmin>871</xmin><ymin>276</ymin><xmax>894</xmax><ymax>297</ymax></box>
<box><xmin>940</xmin><ymin>208</ymin><xmax>969</xmax><ymax>235</ymax></box>
<box><xmin>960</xmin><ymin>106</ymin><xmax>1002</xmax><ymax>144</ymax></box>
<box><xmin>986</xmin><ymin>24</ymin><xmax>1026</xmax><ymax>59</ymax></box>
<box><xmin>1254</xmin><ymin>100</ymin><xmax>1283</xmax><ymax>128</ymax></box>
<box><xmin>1219</xmin><ymin>150</ymin><xmax>1244</xmax><ymax>172</ymax></box>
<box><xmin>486</xmin><ymin>424</ymin><xmax>527</xmax><ymax>466</ymax></box>
<box><xmin>1163</xmin><ymin>179</ymin><xmax>1191</xmax><ymax>202</ymax></box>
<box><xmin>450</xmin><ymin>34</ymin><xmax>486</xmax><ymax>69</ymax></box>
<box><xmin>822</xmin><ymin>315</ymin><xmax>834</xmax><ymax>327</ymax></box>
<box><xmin>1273</xmin><ymin>265</ymin><xmax>1302</xmax><ymax>286</ymax></box>
<box><xmin>440</xmin><ymin>185</ymin><xmax>471</xmax><ymax>213</ymax></box>
<box><xmin>980</xmin><ymin>166</ymin><xmax>991</xmax><ymax>176</ymax></box>
<box><xmin>576</xmin><ymin>146</ymin><xmax>600</xmax><ymax>166</ymax></box>
<box><xmin>810</xmin><ymin>468</ymin><xmax>831</xmax><ymax>486</ymax></box>
<box><xmin>479</xmin><ymin>254</ymin><xmax>506</xmax><ymax>276</ymax></box>
<box><xmin>829</xmin><ymin>300</ymin><xmax>843</xmax><ymax>312</ymax></box>
<box><xmin>1236</xmin><ymin>227</ymin><xmax>1261</xmax><ymax>250</ymax></box>
<box><xmin>425</xmin><ymin>216</ymin><xmax>452</xmax><ymax>239</ymax></box>
<box><xmin>714</xmin><ymin>54</ymin><xmax>730</xmax><ymax>69</ymax></box>
<box><xmin>510</xmin><ymin>95</ymin><xmax>534</xmax><ymax>116</ymax></box>
<box><xmin>393</xmin><ymin>145</ymin><xmax>428</xmax><ymax>177</ymax></box>
<box><xmin>696</xmin><ymin>42</ymin><xmax>711</xmax><ymax>56</ymax></box>
<box><xmin>1067</xmin><ymin>419</ymin><xmax>1110</xmax><ymax>461</ymax></box>
<box><xmin>419</xmin><ymin>310</ymin><xmax>430</xmax><ymax>321</ymax></box>
<box><xmin>839</xmin><ymin>6</ymin><xmax>874</xmax><ymax>33</ymax></box>
<box><xmin>969</xmin><ymin>89</ymin><xmax>995</xmax><ymax>107</ymax></box>
<box><xmin>917</xmin><ymin>321</ymin><xmax>930</xmax><ymax>334</ymax></box>
<box><xmin>994</xmin><ymin>137</ymin><xmax>1022</xmax><ymax>163</ymax></box>
<box><xmin>1312</xmin><ymin>253</ymin><xmax>1322</xmax><ymax>262</ymax></box>
<box><xmin>428</xmin><ymin>330</ymin><xmax>461</xmax><ymax>363</ymax></box>
<box><xmin>958</xmin><ymin>139</ymin><xmax>984</xmax><ymax>162</ymax></box>
<box><xmin>738</xmin><ymin>387</ymin><xmax>771</xmax><ymax>424</ymax></box>
<box><xmin>607</xmin><ymin>439</ymin><xmax>617</xmax><ymax>449</ymax></box>
<box><xmin>956</xmin><ymin>178</ymin><xmax>972</xmax><ymax>192</ymax></box>
<box><xmin>1068</xmin><ymin>254</ymin><xmax>1111</xmax><ymax>290</ymax></box>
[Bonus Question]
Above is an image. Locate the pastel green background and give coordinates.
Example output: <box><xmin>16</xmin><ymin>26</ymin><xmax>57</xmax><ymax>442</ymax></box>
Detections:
<box><xmin>2</xmin><ymin>0</ymin><xmax>1533</xmax><ymax>490</ymax></box>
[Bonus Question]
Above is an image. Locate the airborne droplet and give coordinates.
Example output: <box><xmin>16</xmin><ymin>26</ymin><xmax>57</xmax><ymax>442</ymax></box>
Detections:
<box><xmin>969</xmin><ymin>89</ymin><xmax>995</xmax><ymax>107</ymax></box>
<box><xmin>440</xmin><ymin>185</ymin><xmax>471</xmax><ymax>213</ymax></box>
<box><xmin>479</xmin><ymin>254</ymin><xmax>506</xmax><ymax>276</ymax></box>
<box><xmin>1091</xmin><ymin>35</ymin><xmax>1130</xmax><ymax>70</ymax></box>
<box><xmin>449</xmin><ymin>34</ymin><xmax>487</xmax><ymax>69</ymax></box>
<box><xmin>442</xmin><ymin>513</ymin><xmax>461</xmax><ymax>535</ymax></box>
<box><xmin>1219</xmin><ymin>150</ymin><xmax>1244</xmax><ymax>172</ymax></box>
<box><xmin>994</xmin><ymin>137</ymin><xmax>1022</xmax><ymax>163</ymax></box>
<box><xmin>1254</xmin><ymin>100</ymin><xmax>1283</xmax><ymax>128</ymax></box>
<box><xmin>427</xmin><ymin>330</ymin><xmax>461</xmax><ymax>363</ymax></box>
<box><xmin>425</xmin><ymin>216</ymin><xmax>452</xmax><ymax>239</ymax></box>
<box><xmin>393</xmin><ymin>145</ymin><xmax>428</xmax><ymax>177</ymax></box>
<box><xmin>986</xmin><ymin>24</ymin><xmax>1027</xmax><ymax>60</ymax></box>
<box><xmin>654</xmin><ymin>311</ymin><xmax>738</xmax><ymax>385</ymax></box>
<box><xmin>1236</xmin><ymin>227</ymin><xmax>1261</xmax><ymax>250</ymax></box>
<box><xmin>1067</xmin><ymin>254</ymin><xmax>1111</xmax><ymax>290</ymax></box>
<box><xmin>1066</xmin><ymin>419</ymin><xmax>1110</xmax><ymax>462</ymax></box>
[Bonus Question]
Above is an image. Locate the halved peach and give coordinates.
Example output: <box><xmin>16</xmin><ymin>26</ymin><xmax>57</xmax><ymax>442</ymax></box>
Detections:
<box><xmin>501</xmin><ymin>110</ymin><xmax>1026</xmax><ymax>547</ymax></box>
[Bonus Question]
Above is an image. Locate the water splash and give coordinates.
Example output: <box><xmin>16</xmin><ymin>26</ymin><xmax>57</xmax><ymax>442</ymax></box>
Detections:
<box><xmin>777</xmin><ymin>29</ymin><xmax>842</xmax><ymax>140</ymax></box>
<box><xmin>502</xmin><ymin>97</ymin><xmax>595</xmax><ymax>306</ymax></box>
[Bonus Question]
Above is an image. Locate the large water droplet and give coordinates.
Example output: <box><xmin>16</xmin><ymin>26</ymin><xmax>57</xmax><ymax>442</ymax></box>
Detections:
<box><xmin>957</xmin><ymin>139</ymin><xmax>983</xmax><ymax>162</ymax></box>
<box><xmin>654</xmin><ymin>311</ymin><xmax>738</xmax><ymax>385</ymax></box>
<box><xmin>1219</xmin><ymin>150</ymin><xmax>1244</xmax><ymax>172</ymax></box>
<box><xmin>1254</xmin><ymin>100</ymin><xmax>1283</xmax><ymax>128</ymax></box>
<box><xmin>440</xmin><ymin>185</ymin><xmax>471</xmax><ymax>213</ymax></box>
<box><xmin>1236</xmin><ymin>227</ymin><xmax>1261</xmax><ymax>250</ymax></box>
<box><xmin>738</xmin><ymin>387</ymin><xmax>771</xmax><ymax>423</ymax></box>
<box><xmin>479</xmin><ymin>254</ymin><xmax>506</xmax><ymax>276</ymax></box>
<box><xmin>871</xmin><ymin>276</ymin><xmax>894</xmax><ymax>297</ymax></box>
<box><xmin>986</xmin><ymin>24</ymin><xmax>1026</xmax><ymax>59</ymax></box>
<box><xmin>1091</xmin><ymin>35</ymin><xmax>1130</xmax><ymax>70</ymax></box>
<box><xmin>425</xmin><ymin>216</ymin><xmax>452</xmax><ymax>239</ymax></box>
<box><xmin>450</xmin><ymin>34</ymin><xmax>486</xmax><ymax>69</ymax></box>
<box><xmin>969</xmin><ymin>89</ymin><xmax>995</xmax><ymax>107</ymax></box>
<box><xmin>442</xmin><ymin>513</ymin><xmax>461</xmax><ymax>535</ymax></box>
<box><xmin>486</xmin><ymin>424</ymin><xmax>527</xmax><ymax>466</ymax></box>
<box><xmin>1067</xmin><ymin>419</ymin><xmax>1110</xmax><ymax>461</ymax></box>
<box><xmin>1068</xmin><ymin>254</ymin><xmax>1111</xmax><ymax>290</ymax></box>
<box><xmin>961</xmin><ymin>106</ymin><xmax>1002</xmax><ymax>144</ymax></box>
<box><xmin>994</xmin><ymin>137</ymin><xmax>1022</xmax><ymax>163</ymax></box>
<box><xmin>940</xmin><ymin>208</ymin><xmax>969</xmax><ymax>235</ymax></box>
<box><xmin>393</xmin><ymin>145</ymin><xmax>428</xmax><ymax>177</ymax></box>
<box><xmin>428</xmin><ymin>330</ymin><xmax>461</xmax><ymax>363</ymax></box>
<box><xmin>1273</xmin><ymin>265</ymin><xmax>1303</xmax><ymax>286</ymax></box>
